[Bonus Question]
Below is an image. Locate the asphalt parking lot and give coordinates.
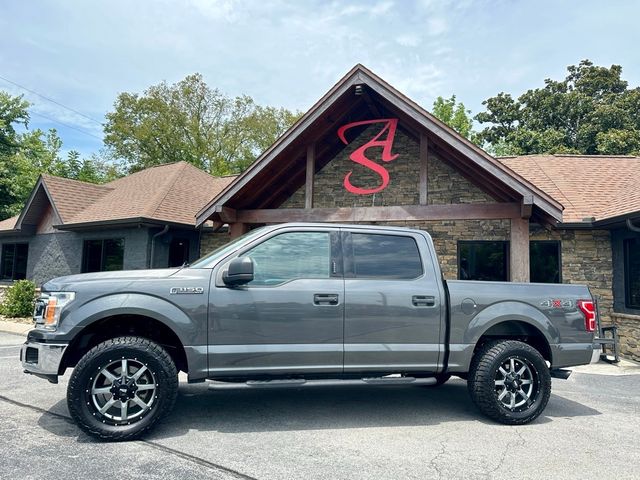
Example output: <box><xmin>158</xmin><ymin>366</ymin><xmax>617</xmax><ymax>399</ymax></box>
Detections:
<box><xmin>1</xmin><ymin>330</ymin><xmax>639</xmax><ymax>480</ymax></box>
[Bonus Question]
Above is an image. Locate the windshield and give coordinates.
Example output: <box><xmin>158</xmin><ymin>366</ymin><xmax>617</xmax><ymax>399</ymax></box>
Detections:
<box><xmin>189</xmin><ymin>226</ymin><xmax>269</xmax><ymax>268</ymax></box>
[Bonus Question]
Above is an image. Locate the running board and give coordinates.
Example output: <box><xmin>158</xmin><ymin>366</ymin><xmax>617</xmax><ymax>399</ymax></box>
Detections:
<box><xmin>208</xmin><ymin>376</ymin><xmax>438</xmax><ymax>390</ymax></box>
<box><xmin>550</xmin><ymin>368</ymin><xmax>572</xmax><ymax>379</ymax></box>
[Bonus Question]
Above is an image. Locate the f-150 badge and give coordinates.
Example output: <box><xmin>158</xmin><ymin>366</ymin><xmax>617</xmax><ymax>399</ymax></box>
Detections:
<box><xmin>170</xmin><ymin>287</ymin><xmax>204</xmax><ymax>295</ymax></box>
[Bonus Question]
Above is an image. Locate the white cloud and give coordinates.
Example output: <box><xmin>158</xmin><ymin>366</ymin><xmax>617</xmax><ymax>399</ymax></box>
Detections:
<box><xmin>396</xmin><ymin>33</ymin><xmax>421</xmax><ymax>47</ymax></box>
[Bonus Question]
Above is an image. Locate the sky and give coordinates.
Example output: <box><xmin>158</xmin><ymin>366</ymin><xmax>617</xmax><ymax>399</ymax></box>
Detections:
<box><xmin>1</xmin><ymin>0</ymin><xmax>639</xmax><ymax>158</ymax></box>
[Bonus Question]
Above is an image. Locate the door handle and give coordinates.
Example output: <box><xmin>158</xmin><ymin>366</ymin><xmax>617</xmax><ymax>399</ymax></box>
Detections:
<box><xmin>412</xmin><ymin>295</ymin><xmax>436</xmax><ymax>307</ymax></box>
<box><xmin>314</xmin><ymin>293</ymin><xmax>339</xmax><ymax>306</ymax></box>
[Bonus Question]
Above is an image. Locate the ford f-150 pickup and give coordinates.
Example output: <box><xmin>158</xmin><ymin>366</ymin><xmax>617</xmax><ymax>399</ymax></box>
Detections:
<box><xmin>21</xmin><ymin>223</ymin><xmax>600</xmax><ymax>440</ymax></box>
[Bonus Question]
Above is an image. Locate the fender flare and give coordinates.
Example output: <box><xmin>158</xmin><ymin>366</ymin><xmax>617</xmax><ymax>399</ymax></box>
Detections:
<box><xmin>464</xmin><ymin>300</ymin><xmax>559</xmax><ymax>348</ymax></box>
<box><xmin>63</xmin><ymin>292</ymin><xmax>197</xmax><ymax>347</ymax></box>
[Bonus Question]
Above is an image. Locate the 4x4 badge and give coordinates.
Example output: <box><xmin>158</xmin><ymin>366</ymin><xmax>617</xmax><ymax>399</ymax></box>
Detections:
<box><xmin>540</xmin><ymin>299</ymin><xmax>573</xmax><ymax>308</ymax></box>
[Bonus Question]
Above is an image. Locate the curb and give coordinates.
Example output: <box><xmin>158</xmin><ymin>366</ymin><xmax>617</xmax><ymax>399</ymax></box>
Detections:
<box><xmin>0</xmin><ymin>320</ymin><xmax>31</xmax><ymax>337</ymax></box>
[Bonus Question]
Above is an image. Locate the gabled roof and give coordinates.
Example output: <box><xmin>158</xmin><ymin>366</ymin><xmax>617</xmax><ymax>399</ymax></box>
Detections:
<box><xmin>498</xmin><ymin>155</ymin><xmax>640</xmax><ymax>224</ymax></box>
<box><xmin>65</xmin><ymin>162</ymin><xmax>235</xmax><ymax>228</ymax></box>
<box><xmin>0</xmin><ymin>162</ymin><xmax>236</xmax><ymax>234</ymax></box>
<box><xmin>196</xmin><ymin>64</ymin><xmax>563</xmax><ymax>226</ymax></box>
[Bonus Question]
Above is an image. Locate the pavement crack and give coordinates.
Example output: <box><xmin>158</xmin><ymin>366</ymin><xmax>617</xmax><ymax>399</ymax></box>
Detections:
<box><xmin>0</xmin><ymin>394</ymin><xmax>259</xmax><ymax>480</ymax></box>
<box><xmin>486</xmin><ymin>427</ymin><xmax>526</xmax><ymax>479</ymax></box>
<box><xmin>428</xmin><ymin>441</ymin><xmax>447</xmax><ymax>480</ymax></box>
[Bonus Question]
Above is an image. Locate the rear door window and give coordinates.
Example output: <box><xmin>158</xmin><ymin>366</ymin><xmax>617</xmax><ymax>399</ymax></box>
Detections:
<box><xmin>350</xmin><ymin>233</ymin><xmax>423</xmax><ymax>279</ymax></box>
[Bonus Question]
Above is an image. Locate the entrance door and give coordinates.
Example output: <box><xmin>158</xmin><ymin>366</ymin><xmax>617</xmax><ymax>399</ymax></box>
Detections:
<box><xmin>168</xmin><ymin>238</ymin><xmax>190</xmax><ymax>267</ymax></box>
<box><xmin>342</xmin><ymin>229</ymin><xmax>443</xmax><ymax>373</ymax></box>
<box><xmin>209</xmin><ymin>228</ymin><xmax>344</xmax><ymax>376</ymax></box>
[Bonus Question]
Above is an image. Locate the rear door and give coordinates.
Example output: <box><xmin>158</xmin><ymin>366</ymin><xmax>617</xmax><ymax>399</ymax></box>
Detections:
<box><xmin>209</xmin><ymin>227</ymin><xmax>344</xmax><ymax>376</ymax></box>
<box><xmin>342</xmin><ymin>228</ymin><xmax>443</xmax><ymax>373</ymax></box>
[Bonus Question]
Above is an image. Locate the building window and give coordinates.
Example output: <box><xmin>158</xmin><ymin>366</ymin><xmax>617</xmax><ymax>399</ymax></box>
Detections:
<box><xmin>351</xmin><ymin>233</ymin><xmax>423</xmax><ymax>279</ymax></box>
<box><xmin>530</xmin><ymin>241</ymin><xmax>561</xmax><ymax>283</ymax></box>
<box><xmin>458</xmin><ymin>241</ymin><xmax>508</xmax><ymax>281</ymax></box>
<box><xmin>0</xmin><ymin>243</ymin><xmax>28</xmax><ymax>280</ymax></box>
<box><xmin>243</xmin><ymin>232</ymin><xmax>330</xmax><ymax>286</ymax></box>
<box><xmin>82</xmin><ymin>239</ymin><xmax>124</xmax><ymax>273</ymax></box>
<box><xmin>168</xmin><ymin>238</ymin><xmax>190</xmax><ymax>267</ymax></box>
<box><xmin>625</xmin><ymin>238</ymin><xmax>640</xmax><ymax>309</ymax></box>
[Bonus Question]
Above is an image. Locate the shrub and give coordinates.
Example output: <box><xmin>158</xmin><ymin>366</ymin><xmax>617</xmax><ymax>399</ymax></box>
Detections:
<box><xmin>0</xmin><ymin>280</ymin><xmax>37</xmax><ymax>318</ymax></box>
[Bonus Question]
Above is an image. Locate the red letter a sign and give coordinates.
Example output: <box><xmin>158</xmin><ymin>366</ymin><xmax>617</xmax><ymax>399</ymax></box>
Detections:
<box><xmin>337</xmin><ymin>118</ymin><xmax>399</xmax><ymax>195</ymax></box>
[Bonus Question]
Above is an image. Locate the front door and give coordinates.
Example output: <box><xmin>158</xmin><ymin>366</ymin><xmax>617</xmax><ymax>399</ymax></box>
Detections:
<box><xmin>209</xmin><ymin>228</ymin><xmax>344</xmax><ymax>376</ymax></box>
<box><xmin>342</xmin><ymin>229</ymin><xmax>443</xmax><ymax>373</ymax></box>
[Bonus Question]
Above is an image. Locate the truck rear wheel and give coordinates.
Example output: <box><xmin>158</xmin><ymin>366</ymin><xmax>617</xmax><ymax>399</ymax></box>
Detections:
<box><xmin>468</xmin><ymin>340</ymin><xmax>551</xmax><ymax>425</ymax></box>
<box><xmin>67</xmin><ymin>336</ymin><xmax>178</xmax><ymax>441</ymax></box>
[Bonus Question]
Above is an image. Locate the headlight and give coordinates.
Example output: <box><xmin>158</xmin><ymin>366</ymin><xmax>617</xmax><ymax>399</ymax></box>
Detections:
<box><xmin>36</xmin><ymin>292</ymin><xmax>75</xmax><ymax>330</ymax></box>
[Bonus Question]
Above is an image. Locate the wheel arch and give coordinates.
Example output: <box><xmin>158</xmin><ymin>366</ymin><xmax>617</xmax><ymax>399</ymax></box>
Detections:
<box><xmin>59</xmin><ymin>313</ymin><xmax>189</xmax><ymax>375</ymax></box>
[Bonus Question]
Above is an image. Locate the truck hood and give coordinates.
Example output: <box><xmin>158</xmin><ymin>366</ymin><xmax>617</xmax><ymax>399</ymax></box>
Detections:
<box><xmin>42</xmin><ymin>268</ymin><xmax>181</xmax><ymax>291</ymax></box>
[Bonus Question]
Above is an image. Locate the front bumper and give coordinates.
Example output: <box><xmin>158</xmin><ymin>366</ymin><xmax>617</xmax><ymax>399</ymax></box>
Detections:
<box><xmin>20</xmin><ymin>340</ymin><xmax>68</xmax><ymax>383</ymax></box>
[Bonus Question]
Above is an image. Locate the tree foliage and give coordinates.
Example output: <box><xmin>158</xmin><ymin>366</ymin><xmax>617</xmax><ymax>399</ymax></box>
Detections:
<box><xmin>0</xmin><ymin>92</ymin><xmax>120</xmax><ymax>220</ymax></box>
<box><xmin>432</xmin><ymin>95</ymin><xmax>475</xmax><ymax>139</ymax></box>
<box><xmin>104</xmin><ymin>74</ymin><xmax>301</xmax><ymax>175</ymax></box>
<box><xmin>475</xmin><ymin>60</ymin><xmax>640</xmax><ymax>156</ymax></box>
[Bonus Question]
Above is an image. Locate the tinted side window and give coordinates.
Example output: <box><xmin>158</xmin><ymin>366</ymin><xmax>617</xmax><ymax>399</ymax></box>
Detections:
<box><xmin>351</xmin><ymin>233</ymin><xmax>423</xmax><ymax>279</ymax></box>
<box><xmin>244</xmin><ymin>232</ymin><xmax>330</xmax><ymax>286</ymax></box>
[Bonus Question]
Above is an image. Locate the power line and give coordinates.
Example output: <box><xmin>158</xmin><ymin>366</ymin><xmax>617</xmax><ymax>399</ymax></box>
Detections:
<box><xmin>0</xmin><ymin>74</ymin><xmax>104</xmax><ymax>126</ymax></box>
<box><xmin>29</xmin><ymin>111</ymin><xmax>103</xmax><ymax>141</ymax></box>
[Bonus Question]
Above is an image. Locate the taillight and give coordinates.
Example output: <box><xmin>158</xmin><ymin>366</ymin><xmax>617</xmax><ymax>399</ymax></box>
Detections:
<box><xmin>577</xmin><ymin>300</ymin><xmax>596</xmax><ymax>332</ymax></box>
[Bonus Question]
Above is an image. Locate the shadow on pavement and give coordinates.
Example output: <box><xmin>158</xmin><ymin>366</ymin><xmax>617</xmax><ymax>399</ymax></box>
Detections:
<box><xmin>37</xmin><ymin>379</ymin><xmax>601</xmax><ymax>441</ymax></box>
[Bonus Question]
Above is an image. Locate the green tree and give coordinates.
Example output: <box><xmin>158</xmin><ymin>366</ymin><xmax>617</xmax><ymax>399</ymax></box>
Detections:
<box><xmin>476</xmin><ymin>60</ymin><xmax>640</xmax><ymax>155</ymax></box>
<box><xmin>0</xmin><ymin>91</ymin><xmax>122</xmax><ymax>219</ymax></box>
<box><xmin>432</xmin><ymin>95</ymin><xmax>476</xmax><ymax>140</ymax></box>
<box><xmin>103</xmin><ymin>74</ymin><xmax>301</xmax><ymax>175</ymax></box>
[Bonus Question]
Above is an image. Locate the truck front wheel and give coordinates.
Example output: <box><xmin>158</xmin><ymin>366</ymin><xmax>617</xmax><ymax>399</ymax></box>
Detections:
<box><xmin>67</xmin><ymin>336</ymin><xmax>178</xmax><ymax>441</ymax></box>
<box><xmin>468</xmin><ymin>340</ymin><xmax>551</xmax><ymax>425</ymax></box>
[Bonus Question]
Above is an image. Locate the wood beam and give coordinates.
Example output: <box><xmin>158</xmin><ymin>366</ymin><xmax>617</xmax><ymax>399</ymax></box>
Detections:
<box><xmin>237</xmin><ymin>203</ymin><xmax>521</xmax><ymax>224</ymax></box>
<box><xmin>229</xmin><ymin>222</ymin><xmax>248</xmax><ymax>239</ymax></box>
<box><xmin>521</xmin><ymin>194</ymin><xmax>534</xmax><ymax>219</ymax></box>
<box><xmin>510</xmin><ymin>217</ymin><xmax>530</xmax><ymax>282</ymax></box>
<box><xmin>419</xmin><ymin>133</ymin><xmax>429</xmax><ymax>205</ymax></box>
<box><xmin>213</xmin><ymin>206</ymin><xmax>237</xmax><ymax>223</ymax></box>
<box><xmin>305</xmin><ymin>143</ymin><xmax>315</xmax><ymax>209</ymax></box>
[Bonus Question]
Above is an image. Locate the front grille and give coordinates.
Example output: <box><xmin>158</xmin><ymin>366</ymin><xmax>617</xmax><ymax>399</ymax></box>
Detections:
<box><xmin>25</xmin><ymin>347</ymin><xmax>38</xmax><ymax>364</ymax></box>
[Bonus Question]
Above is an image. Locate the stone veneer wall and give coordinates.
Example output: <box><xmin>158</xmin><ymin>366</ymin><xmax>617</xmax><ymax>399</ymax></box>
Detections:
<box><xmin>530</xmin><ymin>226</ymin><xmax>614</xmax><ymax>325</ymax></box>
<box><xmin>611</xmin><ymin>313</ymin><xmax>640</xmax><ymax>362</ymax></box>
<box><xmin>282</xmin><ymin>125</ymin><xmax>496</xmax><ymax>209</ymax></box>
<box><xmin>199</xmin><ymin>231</ymin><xmax>231</xmax><ymax>257</ymax></box>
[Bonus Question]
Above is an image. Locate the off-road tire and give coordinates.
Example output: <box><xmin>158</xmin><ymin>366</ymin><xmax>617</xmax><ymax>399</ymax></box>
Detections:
<box><xmin>468</xmin><ymin>340</ymin><xmax>551</xmax><ymax>425</ymax></box>
<box><xmin>67</xmin><ymin>336</ymin><xmax>178</xmax><ymax>441</ymax></box>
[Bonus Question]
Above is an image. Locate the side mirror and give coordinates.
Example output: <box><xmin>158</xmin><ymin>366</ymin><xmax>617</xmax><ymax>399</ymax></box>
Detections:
<box><xmin>223</xmin><ymin>257</ymin><xmax>254</xmax><ymax>286</ymax></box>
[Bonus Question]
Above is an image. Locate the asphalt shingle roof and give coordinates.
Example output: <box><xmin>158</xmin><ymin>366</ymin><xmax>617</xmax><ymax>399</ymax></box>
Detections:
<box><xmin>498</xmin><ymin>155</ymin><xmax>640</xmax><ymax>223</ymax></box>
<box><xmin>0</xmin><ymin>162</ymin><xmax>236</xmax><ymax>232</ymax></box>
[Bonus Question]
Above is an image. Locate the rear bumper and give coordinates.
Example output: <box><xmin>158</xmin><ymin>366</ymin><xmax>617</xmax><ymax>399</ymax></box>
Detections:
<box><xmin>20</xmin><ymin>340</ymin><xmax>67</xmax><ymax>383</ymax></box>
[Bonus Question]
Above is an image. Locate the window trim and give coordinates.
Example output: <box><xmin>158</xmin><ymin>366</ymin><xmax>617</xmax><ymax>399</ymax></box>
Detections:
<box><xmin>624</xmin><ymin>238</ymin><xmax>640</xmax><ymax>310</ymax></box>
<box><xmin>81</xmin><ymin>238</ymin><xmax>125</xmax><ymax>273</ymax></box>
<box><xmin>457</xmin><ymin>240</ymin><xmax>510</xmax><ymax>282</ymax></box>
<box><xmin>529</xmin><ymin>240</ymin><xmax>562</xmax><ymax>284</ymax></box>
<box><xmin>343</xmin><ymin>231</ymin><xmax>425</xmax><ymax>281</ymax></box>
<box><xmin>0</xmin><ymin>242</ymin><xmax>29</xmax><ymax>281</ymax></box>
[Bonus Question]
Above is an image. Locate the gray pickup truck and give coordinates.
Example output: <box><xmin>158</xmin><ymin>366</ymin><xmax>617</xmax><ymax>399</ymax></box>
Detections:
<box><xmin>21</xmin><ymin>223</ymin><xmax>599</xmax><ymax>440</ymax></box>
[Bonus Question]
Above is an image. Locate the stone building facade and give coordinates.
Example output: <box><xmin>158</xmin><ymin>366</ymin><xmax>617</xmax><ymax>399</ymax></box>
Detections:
<box><xmin>197</xmin><ymin>65</ymin><xmax>639</xmax><ymax>362</ymax></box>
